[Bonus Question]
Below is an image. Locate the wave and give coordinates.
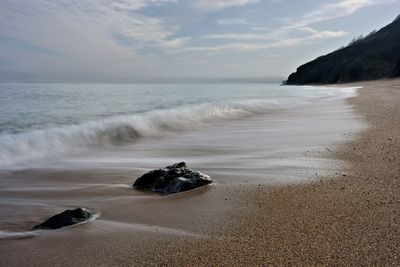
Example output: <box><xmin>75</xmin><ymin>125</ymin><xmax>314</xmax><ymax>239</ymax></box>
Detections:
<box><xmin>0</xmin><ymin>230</ymin><xmax>38</xmax><ymax>239</ymax></box>
<box><xmin>0</xmin><ymin>89</ymin><xmax>358</xmax><ymax>169</ymax></box>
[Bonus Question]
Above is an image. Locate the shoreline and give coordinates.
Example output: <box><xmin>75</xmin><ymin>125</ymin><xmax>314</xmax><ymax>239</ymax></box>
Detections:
<box><xmin>1</xmin><ymin>80</ymin><xmax>397</xmax><ymax>265</ymax></box>
<box><xmin>131</xmin><ymin>79</ymin><xmax>400</xmax><ymax>265</ymax></box>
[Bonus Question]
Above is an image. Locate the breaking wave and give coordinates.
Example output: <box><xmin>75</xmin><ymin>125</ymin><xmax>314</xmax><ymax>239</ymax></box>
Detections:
<box><xmin>0</xmin><ymin>89</ymin><xmax>357</xmax><ymax>169</ymax></box>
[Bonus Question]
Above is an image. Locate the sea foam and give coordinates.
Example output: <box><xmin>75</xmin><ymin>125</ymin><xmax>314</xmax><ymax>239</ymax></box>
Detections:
<box><xmin>0</xmin><ymin>87</ymin><xmax>358</xmax><ymax>169</ymax></box>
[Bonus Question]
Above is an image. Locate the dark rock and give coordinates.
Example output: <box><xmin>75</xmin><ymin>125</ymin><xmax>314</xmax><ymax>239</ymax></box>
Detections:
<box><xmin>32</xmin><ymin>208</ymin><xmax>93</xmax><ymax>230</ymax></box>
<box><xmin>133</xmin><ymin>162</ymin><xmax>212</xmax><ymax>194</ymax></box>
<box><xmin>285</xmin><ymin>15</ymin><xmax>400</xmax><ymax>85</ymax></box>
<box><xmin>392</xmin><ymin>57</ymin><xmax>400</xmax><ymax>77</ymax></box>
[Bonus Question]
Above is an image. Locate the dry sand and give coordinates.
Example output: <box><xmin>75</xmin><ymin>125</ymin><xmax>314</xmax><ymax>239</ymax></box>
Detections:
<box><xmin>1</xmin><ymin>79</ymin><xmax>399</xmax><ymax>266</ymax></box>
<box><xmin>132</xmin><ymin>79</ymin><xmax>400</xmax><ymax>266</ymax></box>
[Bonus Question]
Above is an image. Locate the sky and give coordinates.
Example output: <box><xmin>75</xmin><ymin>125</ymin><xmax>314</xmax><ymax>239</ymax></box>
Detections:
<box><xmin>0</xmin><ymin>0</ymin><xmax>399</xmax><ymax>82</ymax></box>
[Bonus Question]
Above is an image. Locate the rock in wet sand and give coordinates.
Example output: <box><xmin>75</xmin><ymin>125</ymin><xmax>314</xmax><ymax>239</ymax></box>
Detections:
<box><xmin>32</xmin><ymin>207</ymin><xmax>93</xmax><ymax>230</ymax></box>
<box><xmin>133</xmin><ymin>162</ymin><xmax>212</xmax><ymax>194</ymax></box>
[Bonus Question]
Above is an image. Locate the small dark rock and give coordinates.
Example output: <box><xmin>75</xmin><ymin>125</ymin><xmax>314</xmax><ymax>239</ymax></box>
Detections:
<box><xmin>32</xmin><ymin>208</ymin><xmax>93</xmax><ymax>230</ymax></box>
<box><xmin>133</xmin><ymin>162</ymin><xmax>212</xmax><ymax>194</ymax></box>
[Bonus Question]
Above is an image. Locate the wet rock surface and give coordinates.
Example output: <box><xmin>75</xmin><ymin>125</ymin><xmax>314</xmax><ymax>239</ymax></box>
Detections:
<box><xmin>133</xmin><ymin>162</ymin><xmax>212</xmax><ymax>194</ymax></box>
<box><xmin>32</xmin><ymin>208</ymin><xmax>93</xmax><ymax>230</ymax></box>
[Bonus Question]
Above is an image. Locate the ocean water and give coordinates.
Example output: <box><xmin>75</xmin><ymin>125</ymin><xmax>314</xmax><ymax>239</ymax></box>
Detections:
<box><xmin>0</xmin><ymin>82</ymin><xmax>358</xmax><ymax>170</ymax></box>
<box><xmin>0</xmin><ymin>82</ymin><xmax>364</xmax><ymax>238</ymax></box>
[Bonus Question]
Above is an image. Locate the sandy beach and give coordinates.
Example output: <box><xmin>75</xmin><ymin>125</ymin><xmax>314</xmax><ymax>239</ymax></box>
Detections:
<box><xmin>131</xmin><ymin>79</ymin><xmax>400</xmax><ymax>266</ymax></box>
<box><xmin>1</xmin><ymin>0</ymin><xmax>400</xmax><ymax>266</ymax></box>
<box><xmin>1</xmin><ymin>80</ymin><xmax>399</xmax><ymax>266</ymax></box>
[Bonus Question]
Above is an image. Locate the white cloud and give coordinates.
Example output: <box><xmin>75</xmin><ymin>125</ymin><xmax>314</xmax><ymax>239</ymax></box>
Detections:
<box><xmin>176</xmin><ymin>28</ymin><xmax>349</xmax><ymax>53</ymax></box>
<box><xmin>0</xmin><ymin>0</ymin><xmax>183</xmax><ymax>56</ymax></box>
<box><xmin>203</xmin><ymin>26</ymin><xmax>348</xmax><ymax>41</ymax></box>
<box><xmin>195</xmin><ymin>0</ymin><xmax>261</xmax><ymax>10</ymax></box>
<box><xmin>0</xmin><ymin>0</ymin><xmax>187</xmax><ymax>81</ymax></box>
<box><xmin>217</xmin><ymin>18</ymin><xmax>249</xmax><ymax>25</ymax></box>
<box><xmin>110</xmin><ymin>0</ymin><xmax>177</xmax><ymax>11</ymax></box>
<box><xmin>159</xmin><ymin>37</ymin><xmax>191</xmax><ymax>48</ymax></box>
<box><xmin>203</xmin><ymin>33</ymin><xmax>274</xmax><ymax>40</ymax></box>
<box><xmin>282</xmin><ymin>0</ymin><xmax>390</xmax><ymax>29</ymax></box>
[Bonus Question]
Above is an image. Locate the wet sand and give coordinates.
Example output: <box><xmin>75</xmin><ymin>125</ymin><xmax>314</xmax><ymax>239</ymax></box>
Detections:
<box><xmin>1</xmin><ymin>81</ymin><xmax>396</xmax><ymax>266</ymax></box>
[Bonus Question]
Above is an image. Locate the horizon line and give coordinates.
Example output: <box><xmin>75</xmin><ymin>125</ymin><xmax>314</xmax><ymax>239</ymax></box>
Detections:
<box><xmin>0</xmin><ymin>77</ymin><xmax>286</xmax><ymax>84</ymax></box>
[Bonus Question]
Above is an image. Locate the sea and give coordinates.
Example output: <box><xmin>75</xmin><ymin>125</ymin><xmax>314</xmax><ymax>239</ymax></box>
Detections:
<box><xmin>0</xmin><ymin>82</ymin><xmax>364</xmax><ymax>239</ymax></box>
<box><xmin>0</xmin><ymin>83</ymin><xmax>356</xmax><ymax>174</ymax></box>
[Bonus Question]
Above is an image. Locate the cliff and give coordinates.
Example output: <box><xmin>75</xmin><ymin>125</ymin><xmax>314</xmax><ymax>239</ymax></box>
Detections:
<box><xmin>285</xmin><ymin>16</ymin><xmax>400</xmax><ymax>85</ymax></box>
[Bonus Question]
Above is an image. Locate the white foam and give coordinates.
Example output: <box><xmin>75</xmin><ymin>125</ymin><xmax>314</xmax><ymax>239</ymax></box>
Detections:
<box><xmin>0</xmin><ymin>87</ymin><xmax>358</xmax><ymax>169</ymax></box>
<box><xmin>95</xmin><ymin>219</ymin><xmax>202</xmax><ymax>237</ymax></box>
<box><xmin>0</xmin><ymin>230</ymin><xmax>37</xmax><ymax>239</ymax></box>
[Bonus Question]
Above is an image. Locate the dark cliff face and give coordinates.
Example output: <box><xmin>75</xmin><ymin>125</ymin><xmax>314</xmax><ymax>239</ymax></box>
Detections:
<box><xmin>393</xmin><ymin>58</ymin><xmax>400</xmax><ymax>77</ymax></box>
<box><xmin>285</xmin><ymin>17</ymin><xmax>400</xmax><ymax>85</ymax></box>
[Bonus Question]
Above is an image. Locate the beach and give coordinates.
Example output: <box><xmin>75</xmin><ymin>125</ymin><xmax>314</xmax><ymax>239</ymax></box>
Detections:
<box><xmin>133</xmin><ymin>79</ymin><xmax>400</xmax><ymax>266</ymax></box>
<box><xmin>0</xmin><ymin>80</ymin><xmax>399</xmax><ymax>266</ymax></box>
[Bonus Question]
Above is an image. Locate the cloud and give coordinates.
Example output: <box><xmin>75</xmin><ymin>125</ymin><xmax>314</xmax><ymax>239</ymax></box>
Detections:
<box><xmin>0</xmin><ymin>0</ymin><xmax>183</xmax><ymax>56</ymax></box>
<box><xmin>217</xmin><ymin>18</ymin><xmax>249</xmax><ymax>25</ymax></box>
<box><xmin>110</xmin><ymin>0</ymin><xmax>177</xmax><ymax>11</ymax></box>
<box><xmin>159</xmin><ymin>37</ymin><xmax>192</xmax><ymax>48</ymax></box>
<box><xmin>0</xmin><ymin>36</ymin><xmax>63</xmax><ymax>58</ymax></box>
<box><xmin>0</xmin><ymin>0</ymin><xmax>188</xmax><ymax>81</ymax></box>
<box><xmin>176</xmin><ymin>28</ymin><xmax>349</xmax><ymax>53</ymax></box>
<box><xmin>203</xmin><ymin>33</ymin><xmax>274</xmax><ymax>40</ymax></box>
<box><xmin>282</xmin><ymin>0</ymin><xmax>394</xmax><ymax>29</ymax></box>
<box><xmin>195</xmin><ymin>0</ymin><xmax>261</xmax><ymax>10</ymax></box>
<box><xmin>200</xmin><ymin>0</ymin><xmax>394</xmax><ymax>56</ymax></box>
<box><xmin>0</xmin><ymin>0</ymin><xmax>397</xmax><ymax>81</ymax></box>
<box><xmin>250</xmin><ymin>26</ymin><xmax>270</xmax><ymax>31</ymax></box>
<box><xmin>203</xmin><ymin>26</ymin><xmax>348</xmax><ymax>41</ymax></box>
